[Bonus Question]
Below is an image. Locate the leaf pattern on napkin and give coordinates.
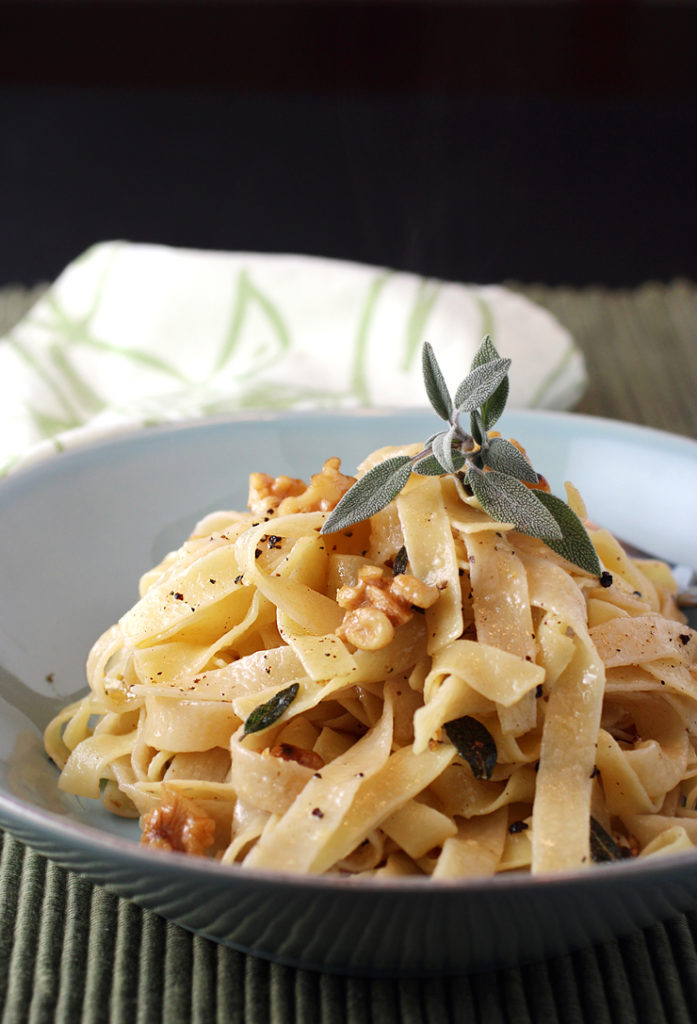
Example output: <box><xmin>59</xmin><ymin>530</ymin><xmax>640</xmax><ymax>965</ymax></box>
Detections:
<box><xmin>0</xmin><ymin>243</ymin><xmax>585</xmax><ymax>478</ymax></box>
<box><xmin>213</xmin><ymin>269</ymin><xmax>291</xmax><ymax>378</ymax></box>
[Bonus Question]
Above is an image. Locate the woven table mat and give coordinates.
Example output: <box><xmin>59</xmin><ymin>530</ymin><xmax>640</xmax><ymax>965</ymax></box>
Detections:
<box><xmin>515</xmin><ymin>280</ymin><xmax>697</xmax><ymax>438</ymax></box>
<box><xmin>0</xmin><ymin>280</ymin><xmax>696</xmax><ymax>1023</ymax></box>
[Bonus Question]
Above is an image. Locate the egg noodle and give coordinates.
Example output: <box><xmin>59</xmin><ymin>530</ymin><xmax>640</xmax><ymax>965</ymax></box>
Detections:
<box><xmin>44</xmin><ymin>446</ymin><xmax>697</xmax><ymax>877</ymax></box>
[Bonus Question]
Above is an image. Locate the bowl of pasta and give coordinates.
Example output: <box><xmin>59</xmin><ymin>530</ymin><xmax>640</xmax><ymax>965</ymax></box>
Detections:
<box><xmin>0</xmin><ymin>404</ymin><xmax>696</xmax><ymax>975</ymax></box>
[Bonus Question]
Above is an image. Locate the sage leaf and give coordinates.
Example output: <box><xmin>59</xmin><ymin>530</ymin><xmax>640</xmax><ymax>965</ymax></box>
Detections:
<box><xmin>479</xmin><ymin>375</ymin><xmax>509</xmax><ymax>432</ymax></box>
<box><xmin>444</xmin><ymin>715</ymin><xmax>497</xmax><ymax>780</ymax></box>
<box><xmin>467</xmin><ymin>469</ymin><xmax>562</xmax><ymax>541</ymax></box>
<box><xmin>392</xmin><ymin>545</ymin><xmax>408</xmax><ymax>576</ymax></box>
<box><xmin>413</xmin><ymin>452</ymin><xmax>448</xmax><ymax>476</ymax></box>
<box><xmin>454</xmin><ymin>357</ymin><xmax>511</xmax><ymax>413</ymax></box>
<box><xmin>534</xmin><ymin>490</ymin><xmax>603</xmax><ymax>576</ymax></box>
<box><xmin>422</xmin><ymin>342</ymin><xmax>453</xmax><ymax>422</ymax></box>
<box><xmin>481</xmin><ymin>437</ymin><xmax>538</xmax><ymax>483</ymax></box>
<box><xmin>321</xmin><ymin>456</ymin><xmax>412</xmax><ymax>534</ymax></box>
<box><xmin>468</xmin><ymin>336</ymin><xmax>509</xmax><ymax>430</ymax></box>
<box><xmin>590</xmin><ymin>817</ymin><xmax>626</xmax><ymax>862</ymax></box>
<box><xmin>470</xmin><ymin>335</ymin><xmax>500</xmax><ymax>370</ymax></box>
<box><xmin>469</xmin><ymin>407</ymin><xmax>484</xmax><ymax>446</ymax></box>
<box><xmin>413</xmin><ymin>448</ymin><xmax>465</xmax><ymax>476</ymax></box>
<box><xmin>244</xmin><ymin>682</ymin><xmax>300</xmax><ymax>735</ymax></box>
<box><xmin>431</xmin><ymin>423</ymin><xmax>460</xmax><ymax>474</ymax></box>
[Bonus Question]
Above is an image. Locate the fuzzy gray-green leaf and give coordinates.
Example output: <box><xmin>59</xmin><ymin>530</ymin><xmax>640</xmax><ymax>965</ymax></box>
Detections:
<box><xmin>454</xmin><ymin>357</ymin><xmax>511</xmax><ymax>414</ymax></box>
<box><xmin>467</xmin><ymin>469</ymin><xmax>562</xmax><ymax>541</ymax></box>
<box><xmin>412</xmin><ymin>449</ymin><xmax>465</xmax><ymax>476</ymax></box>
<box><xmin>470</xmin><ymin>335</ymin><xmax>499</xmax><ymax>370</ymax></box>
<box><xmin>321</xmin><ymin>456</ymin><xmax>412</xmax><ymax>534</ymax></box>
<box><xmin>469</xmin><ymin>408</ymin><xmax>484</xmax><ymax>446</ymax></box>
<box><xmin>468</xmin><ymin>336</ymin><xmax>509</xmax><ymax>429</ymax></box>
<box><xmin>533</xmin><ymin>490</ymin><xmax>603</xmax><ymax>576</ymax></box>
<box><xmin>480</xmin><ymin>375</ymin><xmax>509</xmax><ymax>431</ymax></box>
<box><xmin>422</xmin><ymin>342</ymin><xmax>453</xmax><ymax>422</ymax></box>
<box><xmin>481</xmin><ymin>437</ymin><xmax>538</xmax><ymax>483</ymax></box>
<box><xmin>432</xmin><ymin>424</ymin><xmax>460</xmax><ymax>474</ymax></box>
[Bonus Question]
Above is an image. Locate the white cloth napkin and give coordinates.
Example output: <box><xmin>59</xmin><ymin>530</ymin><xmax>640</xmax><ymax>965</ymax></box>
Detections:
<box><xmin>0</xmin><ymin>242</ymin><xmax>586</xmax><ymax>476</ymax></box>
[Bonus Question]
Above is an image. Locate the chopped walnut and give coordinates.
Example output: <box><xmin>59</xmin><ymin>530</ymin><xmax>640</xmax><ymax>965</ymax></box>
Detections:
<box><xmin>338</xmin><ymin>607</ymin><xmax>396</xmax><ymax>650</ymax></box>
<box><xmin>269</xmin><ymin>742</ymin><xmax>324</xmax><ymax>771</ymax></box>
<box><xmin>336</xmin><ymin>565</ymin><xmax>440</xmax><ymax>650</ymax></box>
<box><xmin>141</xmin><ymin>786</ymin><xmax>215</xmax><ymax>856</ymax></box>
<box><xmin>248</xmin><ymin>458</ymin><xmax>356</xmax><ymax>518</ymax></box>
<box><xmin>248</xmin><ymin>472</ymin><xmax>306</xmax><ymax>516</ymax></box>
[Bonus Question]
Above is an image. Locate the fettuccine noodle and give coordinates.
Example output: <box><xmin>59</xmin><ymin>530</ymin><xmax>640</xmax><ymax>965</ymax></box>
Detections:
<box><xmin>44</xmin><ymin>450</ymin><xmax>697</xmax><ymax>876</ymax></box>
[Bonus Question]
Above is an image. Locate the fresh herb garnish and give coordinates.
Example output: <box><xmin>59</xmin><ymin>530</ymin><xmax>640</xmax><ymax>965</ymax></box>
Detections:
<box><xmin>321</xmin><ymin>339</ymin><xmax>603</xmax><ymax>577</ymax></box>
<box><xmin>392</xmin><ymin>545</ymin><xmax>408</xmax><ymax>576</ymax></box>
<box><xmin>243</xmin><ymin>683</ymin><xmax>300</xmax><ymax>735</ymax></box>
<box><xmin>443</xmin><ymin>714</ymin><xmax>498</xmax><ymax>780</ymax></box>
<box><xmin>589</xmin><ymin>817</ymin><xmax>627</xmax><ymax>862</ymax></box>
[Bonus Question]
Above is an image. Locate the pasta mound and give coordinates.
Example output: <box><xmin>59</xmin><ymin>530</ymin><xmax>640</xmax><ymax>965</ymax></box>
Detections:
<box><xmin>44</xmin><ymin>449</ymin><xmax>697</xmax><ymax>877</ymax></box>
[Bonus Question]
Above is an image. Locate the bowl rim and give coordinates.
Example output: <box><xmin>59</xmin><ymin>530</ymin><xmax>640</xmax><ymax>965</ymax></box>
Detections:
<box><xmin>2</xmin><ymin>404</ymin><xmax>695</xmax><ymax>489</ymax></box>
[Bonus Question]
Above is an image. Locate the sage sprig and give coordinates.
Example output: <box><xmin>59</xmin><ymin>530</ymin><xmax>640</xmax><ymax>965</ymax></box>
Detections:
<box><xmin>321</xmin><ymin>339</ymin><xmax>603</xmax><ymax>577</ymax></box>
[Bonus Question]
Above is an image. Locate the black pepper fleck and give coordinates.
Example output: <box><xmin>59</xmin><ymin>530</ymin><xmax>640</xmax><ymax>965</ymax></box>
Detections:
<box><xmin>508</xmin><ymin>820</ymin><xmax>528</xmax><ymax>834</ymax></box>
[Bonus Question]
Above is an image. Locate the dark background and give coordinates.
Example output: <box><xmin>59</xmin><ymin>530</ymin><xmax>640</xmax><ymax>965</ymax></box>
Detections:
<box><xmin>2</xmin><ymin>1</ymin><xmax>697</xmax><ymax>288</ymax></box>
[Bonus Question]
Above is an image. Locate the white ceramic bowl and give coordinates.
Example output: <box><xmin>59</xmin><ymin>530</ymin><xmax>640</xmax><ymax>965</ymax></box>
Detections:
<box><xmin>0</xmin><ymin>409</ymin><xmax>695</xmax><ymax>975</ymax></box>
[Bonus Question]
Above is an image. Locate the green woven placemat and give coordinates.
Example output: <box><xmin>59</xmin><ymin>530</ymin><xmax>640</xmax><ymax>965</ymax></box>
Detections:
<box><xmin>2</xmin><ymin>832</ymin><xmax>697</xmax><ymax>1024</ymax></box>
<box><xmin>515</xmin><ymin>279</ymin><xmax>697</xmax><ymax>438</ymax></box>
<box><xmin>1</xmin><ymin>280</ymin><xmax>696</xmax><ymax>1023</ymax></box>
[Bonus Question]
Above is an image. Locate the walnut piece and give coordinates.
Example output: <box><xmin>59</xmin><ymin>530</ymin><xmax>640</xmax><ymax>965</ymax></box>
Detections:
<box><xmin>336</xmin><ymin>565</ymin><xmax>440</xmax><ymax>650</ymax></box>
<box><xmin>269</xmin><ymin>742</ymin><xmax>324</xmax><ymax>770</ymax></box>
<box><xmin>141</xmin><ymin>786</ymin><xmax>215</xmax><ymax>856</ymax></box>
<box><xmin>338</xmin><ymin>607</ymin><xmax>396</xmax><ymax>650</ymax></box>
<box><xmin>248</xmin><ymin>458</ymin><xmax>356</xmax><ymax>518</ymax></box>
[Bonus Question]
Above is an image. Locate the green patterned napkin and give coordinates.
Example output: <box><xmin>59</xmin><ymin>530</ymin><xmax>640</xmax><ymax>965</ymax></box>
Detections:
<box><xmin>0</xmin><ymin>242</ymin><xmax>585</xmax><ymax>476</ymax></box>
